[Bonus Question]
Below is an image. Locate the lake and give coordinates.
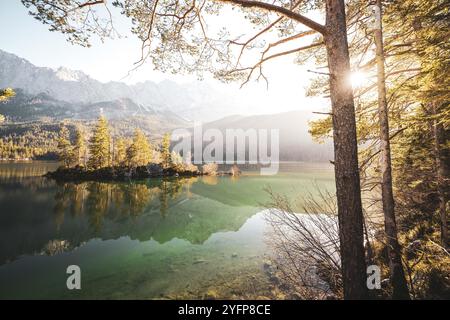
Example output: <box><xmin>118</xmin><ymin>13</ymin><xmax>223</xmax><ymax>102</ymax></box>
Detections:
<box><xmin>0</xmin><ymin>161</ymin><xmax>334</xmax><ymax>299</ymax></box>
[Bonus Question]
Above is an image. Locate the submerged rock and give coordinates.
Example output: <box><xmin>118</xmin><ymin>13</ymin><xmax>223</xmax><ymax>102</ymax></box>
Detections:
<box><xmin>193</xmin><ymin>259</ymin><xmax>206</xmax><ymax>264</ymax></box>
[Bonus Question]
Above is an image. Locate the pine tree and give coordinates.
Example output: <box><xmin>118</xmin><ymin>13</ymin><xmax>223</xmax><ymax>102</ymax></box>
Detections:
<box><xmin>372</xmin><ymin>0</ymin><xmax>410</xmax><ymax>299</ymax></box>
<box><xmin>57</xmin><ymin>125</ymin><xmax>74</xmax><ymax>168</ymax></box>
<box><xmin>160</xmin><ymin>133</ymin><xmax>172</xmax><ymax>169</ymax></box>
<box><xmin>380</xmin><ymin>0</ymin><xmax>449</xmax><ymax>250</ymax></box>
<box><xmin>115</xmin><ymin>137</ymin><xmax>128</xmax><ymax>166</ymax></box>
<box><xmin>126</xmin><ymin>129</ymin><xmax>152</xmax><ymax>167</ymax></box>
<box><xmin>87</xmin><ymin>116</ymin><xmax>111</xmax><ymax>170</ymax></box>
<box><xmin>73</xmin><ymin>127</ymin><xmax>86</xmax><ymax>167</ymax></box>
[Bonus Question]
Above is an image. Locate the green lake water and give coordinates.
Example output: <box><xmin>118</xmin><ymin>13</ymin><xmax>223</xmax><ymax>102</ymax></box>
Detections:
<box><xmin>0</xmin><ymin>161</ymin><xmax>334</xmax><ymax>299</ymax></box>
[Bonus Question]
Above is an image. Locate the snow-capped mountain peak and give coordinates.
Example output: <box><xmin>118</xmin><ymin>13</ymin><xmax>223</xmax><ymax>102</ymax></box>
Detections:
<box><xmin>54</xmin><ymin>67</ymin><xmax>85</xmax><ymax>82</ymax></box>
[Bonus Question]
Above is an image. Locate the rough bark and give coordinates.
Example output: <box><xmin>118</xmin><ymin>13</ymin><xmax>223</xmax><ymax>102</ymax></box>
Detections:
<box><xmin>431</xmin><ymin>102</ymin><xmax>449</xmax><ymax>250</ymax></box>
<box><xmin>373</xmin><ymin>0</ymin><xmax>410</xmax><ymax>300</ymax></box>
<box><xmin>325</xmin><ymin>0</ymin><xmax>368</xmax><ymax>300</ymax></box>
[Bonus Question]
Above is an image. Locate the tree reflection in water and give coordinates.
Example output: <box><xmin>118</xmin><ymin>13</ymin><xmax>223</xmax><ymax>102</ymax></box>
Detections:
<box><xmin>52</xmin><ymin>178</ymin><xmax>198</xmax><ymax>231</ymax></box>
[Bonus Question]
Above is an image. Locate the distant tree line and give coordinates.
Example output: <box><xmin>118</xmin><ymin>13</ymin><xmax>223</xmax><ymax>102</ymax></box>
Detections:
<box><xmin>0</xmin><ymin>123</ymin><xmax>60</xmax><ymax>160</ymax></box>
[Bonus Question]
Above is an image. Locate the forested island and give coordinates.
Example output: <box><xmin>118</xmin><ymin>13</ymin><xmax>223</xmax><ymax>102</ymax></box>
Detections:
<box><xmin>44</xmin><ymin>115</ymin><xmax>238</xmax><ymax>181</ymax></box>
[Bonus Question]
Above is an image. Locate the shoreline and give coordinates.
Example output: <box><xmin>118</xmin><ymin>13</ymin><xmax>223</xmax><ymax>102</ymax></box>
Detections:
<box><xmin>44</xmin><ymin>165</ymin><xmax>236</xmax><ymax>182</ymax></box>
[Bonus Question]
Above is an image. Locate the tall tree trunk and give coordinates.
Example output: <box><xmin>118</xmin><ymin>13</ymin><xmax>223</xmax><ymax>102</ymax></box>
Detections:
<box><xmin>325</xmin><ymin>0</ymin><xmax>367</xmax><ymax>300</ymax></box>
<box><xmin>431</xmin><ymin>102</ymin><xmax>449</xmax><ymax>250</ymax></box>
<box><xmin>373</xmin><ymin>0</ymin><xmax>410</xmax><ymax>300</ymax></box>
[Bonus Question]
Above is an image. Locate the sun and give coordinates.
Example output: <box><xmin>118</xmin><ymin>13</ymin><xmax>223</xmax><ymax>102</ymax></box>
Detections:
<box><xmin>350</xmin><ymin>71</ymin><xmax>370</xmax><ymax>89</ymax></box>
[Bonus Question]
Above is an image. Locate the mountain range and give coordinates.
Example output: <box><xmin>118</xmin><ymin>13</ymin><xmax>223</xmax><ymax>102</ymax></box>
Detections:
<box><xmin>0</xmin><ymin>49</ymin><xmax>242</xmax><ymax>122</ymax></box>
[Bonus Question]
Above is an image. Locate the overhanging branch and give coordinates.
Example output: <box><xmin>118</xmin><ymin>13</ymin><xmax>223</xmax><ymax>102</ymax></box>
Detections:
<box><xmin>218</xmin><ymin>0</ymin><xmax>327</xmax><ymax>35</ymax></box>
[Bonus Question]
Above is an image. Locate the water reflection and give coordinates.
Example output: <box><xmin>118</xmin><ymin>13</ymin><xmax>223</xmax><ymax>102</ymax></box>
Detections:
<box><xmin>0</xmin><ymin>161</ymin><xmax>334</xmax><ymax>299</ymax></box>
<box><xmin>0</xmin><ymin>172</ymin><xmax>258</xmax><ymax>265</ymax></box>
<box><xmin>52</xmin><ymin>178</ymin><xmax>196</xmax><ymax>231</ymax></box>
<box><xmin>0</xmin><ymin>162</ymin><xmax>336</xmax><ymax>267</ymax></box>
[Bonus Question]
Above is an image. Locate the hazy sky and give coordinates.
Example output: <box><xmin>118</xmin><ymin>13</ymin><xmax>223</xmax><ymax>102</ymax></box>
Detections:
<box><xmin>0</xmin><ymin>1</ymin><xmax>329</xmax><ymax>115</ymax></box>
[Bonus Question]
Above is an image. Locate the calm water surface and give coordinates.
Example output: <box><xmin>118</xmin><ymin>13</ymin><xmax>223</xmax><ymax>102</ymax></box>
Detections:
<box><xmin>0</xmin><ymin>161</ymin><xmax>334</xmax><ymax>299</ymax></box>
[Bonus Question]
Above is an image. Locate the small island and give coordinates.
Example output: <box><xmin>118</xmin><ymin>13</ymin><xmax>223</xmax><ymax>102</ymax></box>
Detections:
<box><xmin>44</xmin><ymin>164</ymin><xmax>201</xmax><ymax>181</ymax></box>
<box><xmin>45</xmin><ymin>116</ymin><xmax>240</xmax><ymax>181</ymax></box>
